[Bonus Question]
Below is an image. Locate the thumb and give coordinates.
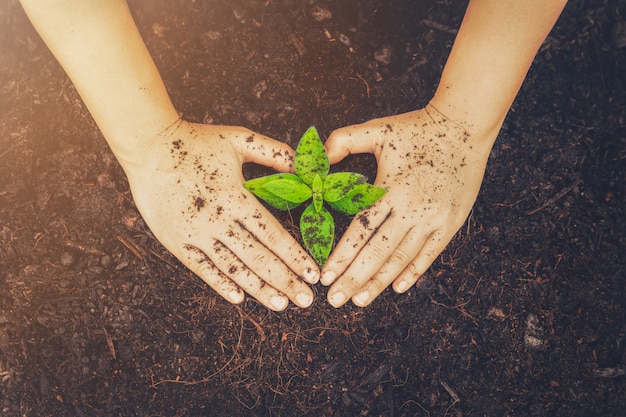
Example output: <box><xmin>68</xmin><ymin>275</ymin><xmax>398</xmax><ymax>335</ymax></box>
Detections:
<box><xmin>325</xmin><ymin>124</ymin><xmax>378</xmax><ymax>164</ymax></box>
<box><xmin>238</xmin><ymin>131</ymin><xmax>296</xmax><ymax>172</ymax></box>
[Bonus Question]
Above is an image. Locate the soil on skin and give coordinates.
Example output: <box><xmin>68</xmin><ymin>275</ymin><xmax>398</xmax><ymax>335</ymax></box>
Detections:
<box><xmin>1</xmin><ymin>0</ymin><xmax>625</xmax><ymax>416</ymax></box>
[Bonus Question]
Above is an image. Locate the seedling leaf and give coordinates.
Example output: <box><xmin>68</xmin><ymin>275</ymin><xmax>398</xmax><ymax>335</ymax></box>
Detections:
<box><xmin>263</xmin><ymin>179</ymin><xmax>312</xmax><ymax>204</ymax></box>
<box><xmin>244</xmin><ymin>173</ymin><xmax>303</xmax><ymax>210</ymax></box>
<box><xmin>323</xmin><ymin>172</ymin><xmax>367</xmax><ymax>202</ymax></box>
<box><xmin>300</xmin><ymin>203</ymin><xmax>334</xmax><ymax>266</ymax></box>
<box><xmin>245</xmin><ymin>127</ymin><xmax>386</xmax><ymax>266</ymax></box>
<box><xmin>295</xmin><ymin>126</ymin><xmax>329</xmax><ymax>185</ymax></box>
<box><xmin>312</xmin><ymin>174</ymin><xmax>323</xmax><ymax>212</ymax></box>
<box><xmin>328</xmin><ymin>183</ymin><xmax>386</xmax><ymax>215</ymax></box>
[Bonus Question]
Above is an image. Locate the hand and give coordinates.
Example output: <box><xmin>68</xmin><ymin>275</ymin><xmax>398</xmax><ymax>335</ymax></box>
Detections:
<box><xmin>121</xmin><ymin>120</ymin><xmax>320</xmax><ymax>311</ymax></box>
<box><xmin>321</xmin><ymin>106</ymin><xmax>495</xmax><ymax>307</ymax></box>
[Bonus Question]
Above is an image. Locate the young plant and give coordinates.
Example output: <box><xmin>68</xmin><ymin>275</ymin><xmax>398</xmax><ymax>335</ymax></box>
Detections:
<box><xmin>244</xmin><ymin>126</ymin><xmax>386</xmax><ymax>266</ymax></box>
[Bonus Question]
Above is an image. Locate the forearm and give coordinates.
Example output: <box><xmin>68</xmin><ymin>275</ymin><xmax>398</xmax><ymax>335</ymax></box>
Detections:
<box><xmin>430</xmin><ymin>0</ymin><xmax>567</xmax><ymax>147</ymax></box>
<box><xmin>19</xmin><ymin>0</ymin><xmax>179</xmax><ymax>166</ymax></box>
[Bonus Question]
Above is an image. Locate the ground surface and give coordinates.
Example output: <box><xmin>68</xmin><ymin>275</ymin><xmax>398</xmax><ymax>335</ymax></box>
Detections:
<box><xmin>1</xmin><ymin>0</ymin><xmax>625</xmax><ymax>416</ymax></box>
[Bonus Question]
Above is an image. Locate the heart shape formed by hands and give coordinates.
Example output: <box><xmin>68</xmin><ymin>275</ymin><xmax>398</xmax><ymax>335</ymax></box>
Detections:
<box><xmin>244</xmin><ymin>127</ymin><xmax>386</xmax><ymax>266</ymax></box>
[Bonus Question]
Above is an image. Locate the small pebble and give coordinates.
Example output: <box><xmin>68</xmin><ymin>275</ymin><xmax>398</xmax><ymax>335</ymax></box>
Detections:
<box><xmin>252</xmin><ymin>80</ymin><xmax>268</xmax><ymax>99</ymax></box>
<box><xmin>310</xmin><ymin>5</ymin><xmax>332</xmax><ymax>22</ymax></box>
<box><xmin>337</xmin><ymin>33</ymin><xmax>351</xmax><ymax>47</ymax></box>
<box><xmin>60</xmin><ymin>252</ymin><xmax>74</xmax><ymax>267</ymax></box>
<box><xmin>524</xmin><ymin>313</ymin><xmax>546</xmax><ymax>350</ymax></box>
<box><xmin>374</xmin><ymin>45</ymin><xmax>393</xmax><ymax>65</ymax></box>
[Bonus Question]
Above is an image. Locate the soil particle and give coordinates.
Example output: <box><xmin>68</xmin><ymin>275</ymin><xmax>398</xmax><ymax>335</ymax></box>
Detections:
<box><xmin>194</xmin><ymin>196</ymin><xmax>206</xmax><ymax>211</ymax></box>
<box><xmin>357</xmin><ymin>213</ymin><xmax>370</xmax><ymax>228</ymax></box>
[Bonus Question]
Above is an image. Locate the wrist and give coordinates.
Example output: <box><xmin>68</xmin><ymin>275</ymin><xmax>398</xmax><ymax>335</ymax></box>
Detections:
<box><xmin>429</xmin><ymin>85</ymin><xmax>506</xmax><ymax>133</ymax></box>
<box><xmin>427</xmin><ymin>92</ymin><xmax>504</xmax><ymax>154</ymax></box>
<box><xmin>104</xmin><ymin>112</ymin><xmax>183</xmax><ymax>170</ymax></box>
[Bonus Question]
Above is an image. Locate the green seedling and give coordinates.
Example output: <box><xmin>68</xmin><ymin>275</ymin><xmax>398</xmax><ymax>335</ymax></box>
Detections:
<box><xmin>244</xmin><ymin>126</ymin><xmax>386</xmax><ymax>266</ymax></box>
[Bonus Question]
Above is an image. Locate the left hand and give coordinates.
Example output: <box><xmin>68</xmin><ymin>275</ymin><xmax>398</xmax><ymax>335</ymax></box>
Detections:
<box><xmin>320</xmin><ymin>106</ymin><xmax>495</xmax><ymax>307</ymax></box>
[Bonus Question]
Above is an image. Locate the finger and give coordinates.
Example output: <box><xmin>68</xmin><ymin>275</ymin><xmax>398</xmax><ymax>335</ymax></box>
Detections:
<box><xmin>351</xmin><ymin>230</ymin><xmax>429</xmax><ymax>307</ymax></box>
<box><xmin>211</xmin><ymin>240</ymin><xmax>303</xmax><ymax>311</ymax></box>
<box><xmin>326</xmin><ymin>212</ymin><xmax>408</xmax><ymax>308</ymax></box>
<box><xmin>392</xmin><ymin>230</ymin><xmax>450</xmax><ymax>294</ymax></box>
<box><xmin>220</xmin><ymin>219</ymin><xmax>315</xmax><ymax>308</ymax></box>
<box><xmin>182</xmin><ymin>242</ymin><xmax>296</xmax><ymax>311</ymax></box>
<box><xmin>321</xmin><ymin>198</ymin><xmax>392</xmax><ymax>287</ymax></box>
<box><xmin>324</xmin><ymin>124</ymin><xmax>378</xmax><ymax>164</ymax></box>
<box><xmin>237</xmin><ymin>130</ymin><xmax>295</xmax><ymax>172</ymax></box>
<box><xmin>241</xmin><ymin>207</ymin><xmax>320</xmax><ymax>285</ymax></box>
<box><xmin>180</xmin><ymin>244</ymin><xmax>246</xmax><ymax>305</ymax></box>
<box><xmin>351</xmin><ymin>278</ymin><xmax>385</xmax><ymax>308</ymax></box>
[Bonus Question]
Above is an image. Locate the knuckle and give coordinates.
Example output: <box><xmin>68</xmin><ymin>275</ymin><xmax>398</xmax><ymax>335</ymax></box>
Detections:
<box><xmin>365</xmin><ymin>277</ymin><xmax>386</xmax><ymax>295</ymax></box>
<box><xmin>263</xmin><ymin>228</ymin><xmax>285</xmax><ymax>248</ymax></box>
<box><xmin>248</xmin><ymin>247</ymin><xmax>273</xmax><ymax>268</ymax></box>
<box><xmin>223</xmin><ymin>259</ymin><xmax>244</xmax><ymax>277</ymax></box>
<box><xmin>182</xmin><ymin>245</ymin><xmax>215</xmax><ymax>277</ymax></box>
<box><xmin>366</xmin><ymin>242</ymin><xmax>389</xmax><ymax>263</ymax></box>
<box><xmin>194</xmin><ymin>258</ymin><xmax>218</xmax><ymax>278</ymax></box>
<box><xmin>340</xmin><ymin>271</ymin><xmax>367</xmax><ymax>293</ymax></box>
<box><xmin>408</xmin><ymin>262</ymin><xmax>425</xmax><ymax>277</ymax></box>
<box><xmin>181</xmin><ymin>244</ymin><xmax>246</xmax><ymax>304</ymax></box>
<box><xmin>389</xmin><ymin>247</ymin><xmax>413</xmax><ymax>266</ymax></box>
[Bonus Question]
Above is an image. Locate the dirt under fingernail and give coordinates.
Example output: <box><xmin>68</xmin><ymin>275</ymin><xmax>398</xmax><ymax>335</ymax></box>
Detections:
<box><xmin>303</xmin><ymin>267</ymin><xmax>319</xmax><ymax>284</ymax></box>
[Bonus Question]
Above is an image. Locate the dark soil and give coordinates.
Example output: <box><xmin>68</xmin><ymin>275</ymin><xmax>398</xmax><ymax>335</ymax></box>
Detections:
<box><xmin>1</xmin><ymin>0</ymin><xmax>625</xmax><ymax>416</ymax></box>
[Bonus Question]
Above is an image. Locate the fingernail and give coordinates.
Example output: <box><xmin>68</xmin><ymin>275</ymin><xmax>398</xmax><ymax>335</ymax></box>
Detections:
<box><xmin>329</xmin><ymin>292</ymin><xmax>346</xmax><ymax>307</ymax></box>
<box><xmin>321</xmin><ymin>271</ymin><xmax>336</xmax><ymax>286</ymax></box>
<box><xmin>353</xmin><ymin>290</ymin><xmax>370</xmax><ymax>306</ymax></box>
<box><xmin>303</xmin><ymin>268</ymin><xmax>319</xmax><ymax>284</ymax></box>
<box><xmin>229</xmin><ymin>290</ymin><xmax>244</xmax><ymax>304</ymax></box>
<box><xmin>395</xmin><ymin>280</ymin><xmax>409</xmax><ymax>293</ymax></box>
<box><xmin>270</xmin><ymin>294</ymin><xmax>288</xmax><ymax>310</ymax></box>
<box><xmin>296</xmin><ymin>292</ymin><xmax>313</xmax><ymax>307</ymax></box>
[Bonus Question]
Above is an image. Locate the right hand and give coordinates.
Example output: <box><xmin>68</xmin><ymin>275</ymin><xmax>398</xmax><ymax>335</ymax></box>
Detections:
<box><xmin>121</xmin><ymin>121</ymin><xmax>320</xmax><ymax>311</ymax></box>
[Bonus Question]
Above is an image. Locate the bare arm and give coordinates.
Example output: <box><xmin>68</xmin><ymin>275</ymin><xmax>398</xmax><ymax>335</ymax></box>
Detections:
<box><xmin>322</xmin><ymin>0</ymin><xmax>568</xmax><ymax>307</ymax></box>
<box><xmin>19</xmin><ymin>0</ymin><xmax>319</xmax><ymax>310</ymax></box>
<box><xmin>431</xmin><ymin>0</ymin><xmax>568</xmax><ymax>147</ymax></box>
<box><xmin>19</xmin><ymin>0</ymin><xmax>179</xmax><ymax>166</ymax></box>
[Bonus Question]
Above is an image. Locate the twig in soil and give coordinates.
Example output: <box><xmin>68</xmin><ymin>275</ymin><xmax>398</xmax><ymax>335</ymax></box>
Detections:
<box><xmin>400</xmin><ymin>400</ymin><xmax>430</xmax><ymax>416</ymax></box>
<box><xmin>116</xmin><ymin>235</ymin><xmax>144</xmax><ymax>260</ymax></box>
<box><xmin>442</xmin><ymin>381</ymin><xmax>460</xmax><ymax>417</ymax></box>
<box><xmin>525</xmin><ymin>179</ymin><xmax>582</xmax><ymax>215</ymax></box>
<box><xmin>591</xmin><ymin>367</ymin><xmax>626</xmax><ymax>378</ymax></box>
<box><xmin>354</xmin><ymin>73</ymin><xmax>371</xmax><ymax>98</ymax></box>
<box><xmin>102</xmin><ymin>326</ymin><xmax>116</xmax><ymax>359</ymax></box>
<box><xmin>32</xmin><ymin>231</ymin><xmax>48</xmax><ymax>250</ymax></box>
<box><xmin>440</xmin><ymin>380</ymin><xmax>460</xmax><ymax>404</ymax></box>
<box><xmin>421</xmin><ymin>19</ymin><xmax>458</xmax><ymax>35</ymax></box>
<box><xmin>236</xmin><ymin>306</ymin><xmax>267</xmax><ymax>342</ymax></box>
<box><xmin>0</xmin><ymin>371</ymin><xmax>11</xmax><ymax>383</ymax></box>
<box><xmin>149</xmin><ymin>248</ymin><xmax>178</xmax><ymax>268</ymax></box>
<box><xmin>289</xmin><ymin>33</ymin><xmax>305</xmax><ymax>56</ymax></box>
<box><xmin>429</xmin><ymin>296</ymin><xmax>478</xmax><ymax>323</ymax></box>
<box><xmin>65</xmin><ymin>239</ymin><xmax>106</xmax><ymax>256</ymax></box>
<box><xmin>0</xmin><ymin>140</ymin><xmax>26</xmax><ymax>160</ymax></box>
